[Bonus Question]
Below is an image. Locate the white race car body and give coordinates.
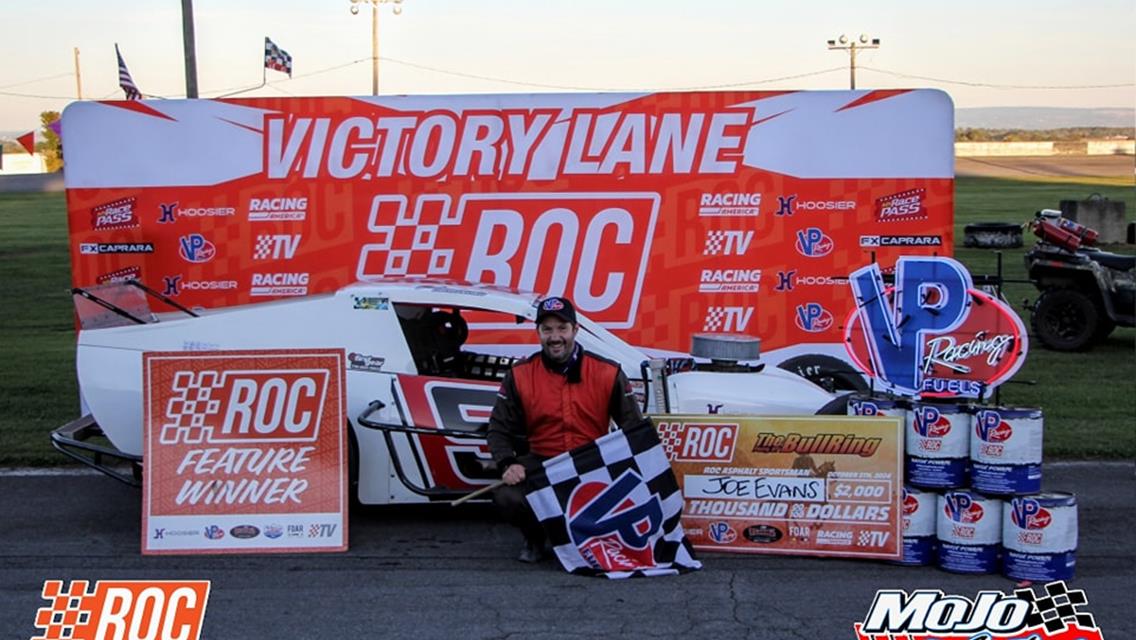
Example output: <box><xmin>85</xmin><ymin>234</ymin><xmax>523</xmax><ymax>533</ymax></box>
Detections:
<box><xmin>76</xmin><ymin>280</ymin><xmax>839</xmax><ymax>504</ymax></box>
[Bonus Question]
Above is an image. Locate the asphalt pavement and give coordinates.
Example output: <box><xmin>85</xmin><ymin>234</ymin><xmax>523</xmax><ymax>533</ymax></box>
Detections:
<box><xmin>1</xmin><ymin>461</ymin><xmax>1132</xmax><ymax>640</ymax></box>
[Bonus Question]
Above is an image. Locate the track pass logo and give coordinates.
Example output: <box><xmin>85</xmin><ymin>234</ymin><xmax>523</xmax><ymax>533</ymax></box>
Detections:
<box><xmin>32</xmin><ymin>580</ymin><xmax>210</xmax><ymax>640</ymax></box>
<box><xmin>853</xmin><ymin>580</ymin><xmax>1104</xmax><ymax>639</ymax></box>
<box><xmin>844</xmin><ymin>257</ymin><xmax>1028</xmax><ymax>398</ymax></box>
<box><xmin>567</xmin><ymin>470</ymin><xmax>663</xmax><ymax>572</ymax></box>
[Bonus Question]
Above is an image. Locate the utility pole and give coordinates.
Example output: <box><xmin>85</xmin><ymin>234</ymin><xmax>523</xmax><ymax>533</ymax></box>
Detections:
<box><xmin>181</xmin><ymin>0</ymin><xmax>199</xmax><ymax>98</ymax></box>
<box><xmin>73</xmin><ymin>47</ymin><xmax>82</xmax><ymax>99</ymax></box>
<box><xmin>826</xmin><ymin>34</ymin><xmax>880</xmax><ymax>90</ymax></box>
<box><xmin>350</xmin><ymin>0</ymin><xmax>405</xmax><ymax>96</ymax></box>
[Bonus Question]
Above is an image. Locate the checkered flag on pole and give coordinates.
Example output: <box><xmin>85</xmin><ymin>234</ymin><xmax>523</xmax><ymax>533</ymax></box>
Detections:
<box><xmin>525</xmin><ymin>419</ymin><xmax>702</xmax><ymax>579</ymax></box>
<box><xmin>264</xmin><ymin>37</ymin><xmax>293</xmax><ymax>77</ymax></box>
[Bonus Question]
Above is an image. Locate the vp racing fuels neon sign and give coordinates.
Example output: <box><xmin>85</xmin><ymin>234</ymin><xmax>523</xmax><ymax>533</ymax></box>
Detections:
<box><xmin>844</xmin><ymin>257</ymin><xmax>1028</xmax><ymax>398</ymax></box>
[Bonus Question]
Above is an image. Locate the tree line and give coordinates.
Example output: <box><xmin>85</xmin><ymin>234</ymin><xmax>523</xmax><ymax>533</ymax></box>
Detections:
<box><xmin>955</xmin><ymin>127</ymin><xmax>1134</xmax><ymax>142</ymax></box>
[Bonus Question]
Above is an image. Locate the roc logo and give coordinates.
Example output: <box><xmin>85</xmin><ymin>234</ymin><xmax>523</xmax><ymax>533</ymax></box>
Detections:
<box><xmin>794</xmin><ymin>303</ymin><xmax>834</xmax><ymax>333</ymax></box>
<box><xmin>794</xmin><ymin>227</ymin><xmax>834</xmax><ymax>257</ymax></box>
<box><xmin>31</xmin><ymin>580</ymin><xmax>210</xmax><ymax>640</ymax></box>
<box><xmin>567</xmin><ymin>470</ymin><xmax>662</xmax><ymax>572</ymax></box>
<box><xmin>1009</xmin><ymin>498</ymin><xmax>1052</xmax><ymax>530</ymax></box>
<box><xmin>943</xmin><ymin>493</ymin><xmax>984</xmax><ymax>524</ymax></box>
<box><xmin>708</xmin><ymin>521</ymin><xmax>737</xmax><ymax>544</ymax></box>
<box><xmin>854</xmin><ymin>581</ymin><xmax>1103</xmax><ymax>640</ymax></box>
<box><xmin>355</xmin><ymin>192</ymin><xmax>660</xmax><ymax>327</ymax></box>
<box><xmin>912</xmin><ymin>406</ymin><xmax>951</xmax><ymax>438</ymax></box>
<box><xmin>157</xmin><ymin>368</ymin><xmax>328</xmax><ymax>445</ymax></box>
<box><xmin>975</xmin><ymin>410</ymin><xmax>1013</xmax><ymax>442</ymax></box>
<box><xmin>654</xmin><ymin>422</ymin><xmax>738</xmax><ymax>462</ymax></box>
<box><xmin>178</xmin><ymin>234</ymin><xmax>216</xmax><ymax>264</ymax></box>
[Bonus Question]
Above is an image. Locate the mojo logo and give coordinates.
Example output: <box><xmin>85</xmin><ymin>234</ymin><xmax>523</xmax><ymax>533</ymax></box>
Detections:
<box><xmin>795</xmin><ymin>227</ymin><xmax>834</xmax><ymax>257</ymax></box>
<box><xmin>158</xmin><ymin>369</ymin><xmax>328</xmax><ymax>445</ymax></box>
<box><xmin>655</xmin><ymin>422</ymin><xmax>738</xmax><ymax>462</ymax></box>
<box><xmin>356</xmin><ymin>192</ymin><xmax>659</xmax><ymax>327</ymax></box>
<box><xmin>178</xmin><ymin>234</ymin><xmax>216</xmax><ymax>264</ymax></box>
<box><xmin>1009</xmin><ymin>498</ymin><xmax>1052</xmax><ymax>530</ymax></box>
<box><xmin>912</xmin><ymin>406</ymin><xmax>951</xmax><ymax>438</ymax></box>
<box><xmin>794</xmin><ymin>303</ymin><xmax>834</xmax><ymax>333</ymax></box>
<box><xmin>975</xmin><ymin>410</ymin><xmax>1013</xmax><ymax>443</ymax></box>
<box><xmin>943</xmin><ymin>492</ymin><xmax>984</xmax><ymax>524</ymax></box>
<box><xmin>853</xmin><ymin>581</ymin><xmax>1103</xmax><ymax>640</ymax></box>
<box><xmin>567</xmin><ymin>470</ymin><xmax>663</xmax><ymax>572</ymax></box>
<box><xmin>708</xmin><ymin>521</ymin><xmax>737</xmax><ymax>544</ymax></box>
<box><xmin>845</xmin><ymin>257</ymin><xmax>1029</xmax><ymax>398</ymax></box>
<box><xmin>31</xmin><ymin>580</ymin><xmax>210</xmax><ymax>640</ymax></box>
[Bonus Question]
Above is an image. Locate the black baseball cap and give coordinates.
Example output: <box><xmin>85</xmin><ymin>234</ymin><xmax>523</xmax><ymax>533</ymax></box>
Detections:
<box><xmin>535</xmin><ymin>296</ymin><xmax>577</xmax><ymax>325</ymax></box>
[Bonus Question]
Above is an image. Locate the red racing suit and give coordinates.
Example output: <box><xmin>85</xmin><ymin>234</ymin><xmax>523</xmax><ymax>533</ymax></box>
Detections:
<box><xmin>487</xmin><ymin>346</ymin><xmax>644</xmax><ymax>471</ymax></box>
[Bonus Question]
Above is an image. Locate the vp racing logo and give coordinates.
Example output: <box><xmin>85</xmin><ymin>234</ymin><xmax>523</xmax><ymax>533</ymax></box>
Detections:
<box><xmin>854</xmin><ymin>580</ymin><xmax>1103</xmax><ymax>640</ymax></box>
<box><xmin>567</xmin><ymin>469</ymin><xmax>663</xmax><ymax>572</ymax></box>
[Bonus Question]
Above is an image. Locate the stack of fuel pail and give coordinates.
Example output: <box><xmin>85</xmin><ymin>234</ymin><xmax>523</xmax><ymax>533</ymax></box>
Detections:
<box><xmin>850</xmin><ymin>395</ymin><xmax>1077</xmax><ymax>580</ymax></box>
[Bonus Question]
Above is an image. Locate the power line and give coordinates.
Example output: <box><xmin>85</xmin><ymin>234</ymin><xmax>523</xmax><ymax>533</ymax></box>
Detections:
<box><xmin>860</xmin><ymin>65</ymin><xmax>1134</xmax><ymax>90</ymax></box>
<box><xmin>0</xmin><ymin>72</ymin><xmax>74</xmax><ymax>91</ymax></box>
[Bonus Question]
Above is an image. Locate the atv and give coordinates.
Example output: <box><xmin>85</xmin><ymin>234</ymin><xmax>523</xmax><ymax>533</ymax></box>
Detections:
<box><xmin>1026</xmin><ymin>210</ymin><xmax>1135</xmax><ymax>351</ymax></box>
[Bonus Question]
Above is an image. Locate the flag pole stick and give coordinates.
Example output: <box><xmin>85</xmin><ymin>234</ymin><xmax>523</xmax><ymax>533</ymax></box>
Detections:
<box><xmin>450</xmin><ymin>480</ymin><xmax>505</xmax><ymax>507</ymax></box>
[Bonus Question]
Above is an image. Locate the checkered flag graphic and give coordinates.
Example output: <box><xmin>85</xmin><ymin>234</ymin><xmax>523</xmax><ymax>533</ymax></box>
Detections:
<box><xmin>703</xmin><ymin>307</ymin><xmax>727</xmax><ymax>331</ymax></box>
<box><xmin>525</xmin><ymin>419</ymin><xmax>701</xmax><ymax>579</ymax></box>
<box><xmin>1015</xmin><ymin>580</ymin><xmax>1097</xmax><ymax>634</ymax></box>
<box><xmin>654</xmin><ymin>422</ymin><xmax>683</xmax><ymax>461</ymax></box>
<box><xmin>857</xmin><ymin>530</ymin><xmax>873</xmax><ymax>546</ymax></box>
<box><xmin>33</xmin><ymin>580</ymin><xmax>96</xmax><ymax>640</ymax></box>
<box><xmin>254</xmin><ymin>235</ymin><xmax>274</xmax><ymax>260</ymax></box>
<box><xmin>703</xmin><ymin>230</ymin><xmax>726</xmax><ymax>255</ymax></box>
<box><xmin>367</xmin><ymin>195</ymin><xmax>461</xmax><ymax>277</ymax></box>
<box><xmin>161</xmin><ymin>371</ymin><xmax>224</xmax><ymax>444</ymax></box>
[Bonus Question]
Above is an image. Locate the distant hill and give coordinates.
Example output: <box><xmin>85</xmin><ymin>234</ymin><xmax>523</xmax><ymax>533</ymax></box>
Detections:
<box><xmin>956</xmin><ymin>107</ymin><xmax>1135</xmax><ymax>130</ymax></box>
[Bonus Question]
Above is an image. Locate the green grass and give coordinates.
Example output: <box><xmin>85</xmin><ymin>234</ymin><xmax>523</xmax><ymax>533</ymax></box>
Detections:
<box><xmin>0</xmin><ymin>179</ymin><xmax>1133</xmax><ymax>465</ymax></box>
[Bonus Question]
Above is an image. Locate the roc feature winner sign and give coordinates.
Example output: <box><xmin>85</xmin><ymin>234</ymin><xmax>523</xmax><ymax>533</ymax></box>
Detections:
<box><xmin>142</xmin><ymin>350</ymin><xmax>347</xmax><ymax>554</ymax></box>
<box><xmin>656</xmin><ymin>415</ymin><xmax>902</xmax><ymax>559</ymax></box>
<box><xmin>62</xmin><ymin>90</ymin><xmax>953</xmax><ymax>355</ymax></box>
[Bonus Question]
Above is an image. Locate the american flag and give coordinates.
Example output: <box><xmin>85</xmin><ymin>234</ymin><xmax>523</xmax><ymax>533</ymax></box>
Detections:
<box><xmin>115</xmin><ymin>44</ymin><xmax>142</xmax><ymax>100</ymax></box>
<box><xmin>264</xmin><ymin>37</ymin><xmax>293</xmax><ymax>77</ymax></box>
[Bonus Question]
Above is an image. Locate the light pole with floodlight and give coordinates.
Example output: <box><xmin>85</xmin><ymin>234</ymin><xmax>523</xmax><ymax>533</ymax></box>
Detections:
<box><xmin>350</xmin><ymin>0</ymin><xmax>405</xmax><ymax>96</ymax></box>
<box><xmin>826</xmin><ymin>34</ymin><xmax>880</xmax><ymax>90</ymax></box>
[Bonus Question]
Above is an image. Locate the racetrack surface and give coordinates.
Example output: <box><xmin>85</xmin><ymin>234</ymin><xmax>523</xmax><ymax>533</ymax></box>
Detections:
<box><xmin>1</xmin><ymin>462</ymin><xmax>1132</xmax><ymax>639</ymax></box>
<box><xmin>956</xmin><ymin>155</ymin><xmax>1135</xmax><ymax>181</ymax></box>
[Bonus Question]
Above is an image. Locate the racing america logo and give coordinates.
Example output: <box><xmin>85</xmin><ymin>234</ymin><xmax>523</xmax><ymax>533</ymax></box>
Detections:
<box><xmin>567</xmin><ymin>470</ymin><xmax>664</xmax><ymax>572</ymax></box>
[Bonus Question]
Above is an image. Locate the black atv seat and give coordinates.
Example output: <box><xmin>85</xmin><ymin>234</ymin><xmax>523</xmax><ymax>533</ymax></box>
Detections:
<box><xmin>1085</xmin><ymin>250</ymin><xmax>1136</xmax><ymax>272</ymax></box>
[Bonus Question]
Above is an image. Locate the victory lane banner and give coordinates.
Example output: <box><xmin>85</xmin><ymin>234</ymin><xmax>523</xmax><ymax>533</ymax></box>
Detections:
<box><xmin>142</xmin><ymin>349</ymin><xmax>347</xmax><ymax>554</ymax></box>
<box><xmin>654</xmin><ymin>415</ymin><xmax>902</xmax><ymax>559</ymax></box>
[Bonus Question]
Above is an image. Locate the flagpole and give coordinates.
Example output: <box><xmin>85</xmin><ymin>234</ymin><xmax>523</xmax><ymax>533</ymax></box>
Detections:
<box><xmin>73</xmin><ymin>47</ymin><xmax>82</xmax><ymax>99</ymax></box>
<box><xmin>181</xmin><ymin>0</ymin><xmax>199</xmax><ymax>98</ymax></box>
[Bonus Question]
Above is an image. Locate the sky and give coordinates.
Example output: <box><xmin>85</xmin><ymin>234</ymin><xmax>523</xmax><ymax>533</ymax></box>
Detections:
<box><xmin>1</xmin><ymin>0</ymin><xmax>1133</xmax><ymax>134</ymax></box>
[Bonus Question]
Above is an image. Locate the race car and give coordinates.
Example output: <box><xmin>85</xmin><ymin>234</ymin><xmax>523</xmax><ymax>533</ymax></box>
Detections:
<box><xmin>58</xmin><ymin>278</ymin><xmax>848</xmax><ymax>504</ymax></box>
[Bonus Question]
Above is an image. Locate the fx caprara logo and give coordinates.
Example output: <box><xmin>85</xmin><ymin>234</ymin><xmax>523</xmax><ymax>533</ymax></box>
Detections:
<box><xmin>32</xmin><ymin>580</ymin><xmax>210</xmax><ymax>640</ymax></box>
<box><xmin>853</xmin><ymin>580</ymin><xmax>1103</xmax><ymax>640</ymax></box>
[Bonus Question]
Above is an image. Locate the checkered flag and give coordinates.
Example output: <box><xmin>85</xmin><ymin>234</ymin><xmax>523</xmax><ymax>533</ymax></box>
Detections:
<box><xmin>704</xmin><ymin>230</ymin><xmax>726</xmax><ymax>255</ymax></box>
<box><xmin>1015</xmin><ymin>580</ymin><xmax>1098</xmax><ymax>634</ymax></box>
<box><xmin>525</xmin><ymin>419</ymin><xmax>701</xmax><ymax>579</ymax></box>
<box><xmin>703</xmin><ymin>307</ymin><xmax>726</xmax><ymax>331</ymax></box>
<box><xmin>254</xmin><ymin>235</ymin><xmax>274</xmax><ymax>259</ymax></box>
<box><xmin>264</xmin><ymin>37</ymin><xmax>292</xmax><ymax>77</ymax></box>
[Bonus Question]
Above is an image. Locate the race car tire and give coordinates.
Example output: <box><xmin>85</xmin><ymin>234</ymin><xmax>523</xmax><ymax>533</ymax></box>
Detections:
<box><xmin>964</xmin><ymin>222</ymin><xmax>1023</xmax><ymax>249</ymax></box>
<box><xmin>777</xmin><ymin>354</ymin><xmax>870</xmax><ymax>394</ymax></box>
<box><xmin>814</xmin><ymin>393</ymin><xmax>853</xmax><ymax>415</ymax></box>
<box><xmin>1031</xmin><ymin>288</ymin><xmax>1099</xmax><ymax>351</ymax></box>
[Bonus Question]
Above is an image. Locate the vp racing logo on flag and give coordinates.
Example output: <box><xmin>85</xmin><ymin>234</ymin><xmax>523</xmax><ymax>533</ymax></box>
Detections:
<box><xmin>566</xmin><ymin>469</ymin><xmax>664</xmax><ymax>572</ymax></box>
<box><xmin>853</xmin><ymin>580</ymin><xmax>1104</xmax><ymax>640</ymax></box>
<box><xmin>32</xmin><ymin>580</ymin><xmax>210</xmax><ymax>640</ymax></box>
